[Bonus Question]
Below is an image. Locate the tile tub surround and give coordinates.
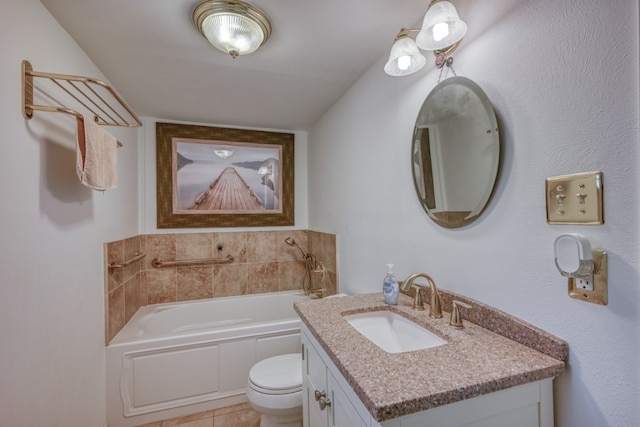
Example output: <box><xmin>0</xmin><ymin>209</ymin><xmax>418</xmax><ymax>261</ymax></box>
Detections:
<box><xmin>294</xmin><ymin>293</ymin><xmax>567</xmax><ymax>422</ymax></box>
<box><xmin>105</xmin><ymin>230</ymin><xmax>337</xmax><ymax>343</ymax></box>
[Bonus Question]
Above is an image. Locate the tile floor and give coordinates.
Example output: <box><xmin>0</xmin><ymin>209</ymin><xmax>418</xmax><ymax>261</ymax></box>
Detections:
<box><xmin>135</xmin><ymin>403</ymin><xmax>260</xmax><ymax>427</ymax></box>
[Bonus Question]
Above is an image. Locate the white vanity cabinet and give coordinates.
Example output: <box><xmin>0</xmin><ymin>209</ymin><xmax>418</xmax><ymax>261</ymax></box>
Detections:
<box><xmin>302</xmin><ymin>325</ymin><xmax>555</xmax><ymax>427</ymax></box>
<box><xmin>303</xmin><ymin>330</ymin><xmax>369</xmax><ymax>427</ymax></box>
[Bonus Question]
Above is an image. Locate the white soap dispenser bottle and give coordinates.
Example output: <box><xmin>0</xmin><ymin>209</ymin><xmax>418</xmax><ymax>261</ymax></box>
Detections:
<box><xmin>383</xmin><ymin>264</ymin><xmax>399</xmax><ymax>305</ymax></box>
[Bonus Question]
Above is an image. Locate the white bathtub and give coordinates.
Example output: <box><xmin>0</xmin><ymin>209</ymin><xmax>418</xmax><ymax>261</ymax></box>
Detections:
<box><xmin>106</xmin><ymin>291</ymin><xmax>309</xmax><ymax>427</ymax></box>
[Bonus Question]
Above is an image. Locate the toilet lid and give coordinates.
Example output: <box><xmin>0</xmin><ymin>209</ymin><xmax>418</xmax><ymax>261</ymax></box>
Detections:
<box><xmin>249</xmin><ymin>353</ymin><xmax>302</xmax><ymax>393</ymax></box>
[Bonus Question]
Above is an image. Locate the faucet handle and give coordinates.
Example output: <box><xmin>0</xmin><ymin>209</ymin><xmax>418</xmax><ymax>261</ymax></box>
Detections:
<box><xmin>410</xmin><ymin>285</ymin><xmax>425</xmax><ymax>311</ymax></box>
<box><xmin>449</xmin><ymin>300</ymin><xmax>472</xmax><ymax>329</ymax></box>
<box><xmin>429</xmin><ymin>286</ymin><xmax>443</xmax><ymax>319</ymax></box>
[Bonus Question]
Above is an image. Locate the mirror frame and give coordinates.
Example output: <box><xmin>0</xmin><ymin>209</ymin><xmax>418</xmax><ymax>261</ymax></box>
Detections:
<box><xmin>411</xmin><ymin>76</ymin><xmax>500</xmax><ymax>228</ymax></box>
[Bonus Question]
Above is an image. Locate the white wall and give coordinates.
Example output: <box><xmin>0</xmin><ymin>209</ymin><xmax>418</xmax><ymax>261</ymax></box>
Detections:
<box><xmin>0</xmin><ymin>1</ymin><xmax>139</xmax><ymax>426</ymax></box>
<box><xmin>138</xmin><ymin>118</ymin><xmax>309</xmax><ymax>233</ymax></box>
<box><xmin>308</xmin><ymin>1</ymin><xmax>639</xmax><ymax>426</ymax></box>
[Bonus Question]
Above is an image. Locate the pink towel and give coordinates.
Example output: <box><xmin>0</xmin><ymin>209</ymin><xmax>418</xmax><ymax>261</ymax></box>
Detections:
<box><xmin>76</xmin><ymin>116</ymin><xmax>118</xmax><ymax>190</ymax></box>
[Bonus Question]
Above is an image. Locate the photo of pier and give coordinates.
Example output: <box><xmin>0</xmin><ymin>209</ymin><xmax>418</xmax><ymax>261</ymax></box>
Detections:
<box><xmin>174</xmin><ymin>139</ymin><xmax>281</xmax><ymax>214</ymax></box>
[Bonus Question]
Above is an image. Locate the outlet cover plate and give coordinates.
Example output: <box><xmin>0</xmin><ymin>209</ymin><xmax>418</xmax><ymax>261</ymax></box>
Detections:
<box><xmin>546</xmin><ymin>171</ymin><xmax>604</xmax><ymax>224</ymax></box>
<box><xmin>568</xmin><ymin>249</ymin><xmax>608</xmax><ymax>305</ymax></box>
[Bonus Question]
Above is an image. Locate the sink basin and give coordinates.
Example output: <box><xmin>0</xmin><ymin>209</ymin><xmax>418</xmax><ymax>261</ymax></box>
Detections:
<box><xmin>344</xmin><ymin>311</ymin><xmax>447</xmax><ymax>353</ymax></box>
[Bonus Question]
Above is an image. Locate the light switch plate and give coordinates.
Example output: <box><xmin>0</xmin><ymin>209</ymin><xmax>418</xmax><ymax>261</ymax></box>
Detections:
<box><xmin>545</xmin><ymin>171</ymin><xmax>603</xmax><ymax>224</ymax></box>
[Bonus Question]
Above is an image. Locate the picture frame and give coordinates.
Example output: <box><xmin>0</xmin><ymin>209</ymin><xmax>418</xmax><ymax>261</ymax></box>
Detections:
<box><xmin>156</xmin><ymin>122</ymin><xmax>294</xmax><ymax>228</ymax></box>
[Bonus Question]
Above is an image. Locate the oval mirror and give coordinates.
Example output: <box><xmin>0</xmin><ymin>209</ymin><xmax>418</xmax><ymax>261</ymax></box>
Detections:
<box><xmin>411</xmin><ymin>76</ymin><xmax>500</xmax><ymax>228</ymax></box>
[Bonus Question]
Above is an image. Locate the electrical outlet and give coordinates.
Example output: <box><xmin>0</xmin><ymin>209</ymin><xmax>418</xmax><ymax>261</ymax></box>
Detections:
<box><xmin>567</xmin><ymin>249</ymin><xmax>608</xmax><ymax>305</ymax></box>
<box><xmin>576</xmin><ymin>274</ymin><xmax>594</xmax><ymax>291</ymax></box>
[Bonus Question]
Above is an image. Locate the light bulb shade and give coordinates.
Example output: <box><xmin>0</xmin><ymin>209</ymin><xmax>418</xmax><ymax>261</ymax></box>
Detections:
<box><xmin>384</xmin><ymin>36</ymin><xmax>427</xmax><ymax>76</ymax></box>
<box><xmin>416</xmin><ymin>1</ymin><xmax>467</xmax><ymax>51</ymax></box>
<box><xmin>194</xmin><ymin>0</ymin><xmax>272</xmax><ymax>57</ymax></box>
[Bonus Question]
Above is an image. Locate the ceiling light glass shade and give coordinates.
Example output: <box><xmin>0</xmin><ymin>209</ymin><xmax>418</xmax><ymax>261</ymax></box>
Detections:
<box><xmin>384</xmin><ymin>36</ymin><xmax>427</xmax><ymax>77</ymax></box>
<box><xmin>415</xmin><ymin>1</ymin><xmax>467</xmax><ymax>51</ymax></box>
<box><xmin>194</xmin><ymin>0</ymin><xmax>272</xmax><ymax>58</ymax></box>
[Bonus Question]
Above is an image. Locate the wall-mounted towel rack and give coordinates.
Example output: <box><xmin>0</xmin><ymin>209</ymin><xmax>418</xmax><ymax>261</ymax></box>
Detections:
<box><xmin>108</xmin><ymin>252</ymin><xmax>147</xmax><ymax>274</ymax></box>
<box><xmin>151</xmin><ymin>255</ymin><xmax>235</xmax><ymax>269</ymax></box>
<box><xmin>21</xmin><ymin>60</ymin><xmax>142</xmax><ymax>128</ymax></box>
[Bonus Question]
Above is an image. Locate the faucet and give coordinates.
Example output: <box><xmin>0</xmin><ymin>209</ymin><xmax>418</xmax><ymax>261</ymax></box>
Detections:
<box><xmin>401</xmin><ymin>273</ymin><xmax>443</xmax><ymax>318</ymax></box>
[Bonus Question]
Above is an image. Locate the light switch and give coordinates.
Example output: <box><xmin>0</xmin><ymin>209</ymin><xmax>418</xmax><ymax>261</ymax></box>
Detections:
<box><xmin>545</xmin><ymin>171</ymin><xmax>603</xmax><ymax>224</ymax></box>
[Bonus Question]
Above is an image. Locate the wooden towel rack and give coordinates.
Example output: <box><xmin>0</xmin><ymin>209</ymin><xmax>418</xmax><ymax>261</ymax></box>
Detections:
<box><xmin>21</xmin><ymin>60</ymin><xmax>142</xmax><ymax>128</ymax></box>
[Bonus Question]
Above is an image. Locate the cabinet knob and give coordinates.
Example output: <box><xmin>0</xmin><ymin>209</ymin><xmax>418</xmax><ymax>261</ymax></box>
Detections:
<box><xmin>318</xmin><ymin>397</ymin><xmax>332</xmax><ymax>411</ymax></box>
<box><xmin>314</xmin><ymin>390</ymin><xmax>326</xmax><ymax>401</ymax></box>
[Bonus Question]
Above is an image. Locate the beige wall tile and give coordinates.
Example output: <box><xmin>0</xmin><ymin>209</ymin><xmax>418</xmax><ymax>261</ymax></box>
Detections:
<box><xmin>214</xmin><ymin>263</ymin><xmax>248</xmax><ymax>297</ymax></box>
<box><xmin>177</xmin><ymin>266</ymin><xmax>214</xmax><ymax>301</ymax></box>
<box><xmin>245</xmin><ymin>231</ymin><xmax>278</xmax><ymax>263</ymax></box>
<box><xmin>106</xmin><ymin>240</ymin><xmax>124</xmax><ymax>292</ymax></box>
<box><xmin>108</xmin><ymin>284</ymin><xmax>125</xmax><ymax>342</ymax></box>
<box><xmin>125</xmin><ymin>273</ymin><xmax>141</xmax><ymax>322</ymax></box>
<box><xmin>140</xmin><ymin>270</ymin><xmax>148</xmax><ymax>306</ymax></box>
<box><xmin>278</xmin><ymin>260</ymin><xmax>306</xmax><ymax>292</ymax></box>
<box><xmin>246</xmin><ymin>262</ymin><xmax>279</xmax><ymax>294</ymax></box>
<box><xmin>212</xmin><ymin>232</ymin><xmax>248</xmax><ymax>263</ymax></box>
<box><xmin>124</xmin><ymin>235</ymin><xmax>143</xmax><ymax>281</ymax></box>
<box><xmin>144</xmin><ymin>234</ymin><xmax>177</xmax><ymax>270</ymax></box>
<box><xmin>176</xmin><ymin>233</ymin><xmax>213</xmax><ymax>260</ymax></box>
<box><xmin>145</xmin><ymin>268</ymin><xmax>177</xmax><ymax>304</ymax></box>
<box><xmin>277</xmin><ymin>230</ymin><xmax>308</xmax><ymax>262</ymax></box>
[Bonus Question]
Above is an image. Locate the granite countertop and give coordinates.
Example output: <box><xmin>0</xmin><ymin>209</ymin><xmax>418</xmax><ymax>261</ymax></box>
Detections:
<box><xmin>294</xmin><ymin>292</ymin><xmax>568</xmax><ymax>422</ymax></box>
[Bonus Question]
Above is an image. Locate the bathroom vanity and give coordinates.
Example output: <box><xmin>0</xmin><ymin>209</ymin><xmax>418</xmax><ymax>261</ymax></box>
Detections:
<box><xmin>295</xmin><ymin>293</ymin><xmax>567</xmax><ymax>427</ymax></box>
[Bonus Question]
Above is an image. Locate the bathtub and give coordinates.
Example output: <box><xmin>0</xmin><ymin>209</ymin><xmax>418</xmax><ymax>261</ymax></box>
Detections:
<box><xmin>106</xmin><ymin>291</ymin><xmax>309</xmax><ymax>427</ymax></box>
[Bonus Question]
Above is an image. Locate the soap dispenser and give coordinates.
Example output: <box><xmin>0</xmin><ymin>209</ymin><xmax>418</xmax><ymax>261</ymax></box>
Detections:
<box><xmin>382</xmin><ymin>264</ymin><xmax>399</xmax><ymax>305</ymax></box>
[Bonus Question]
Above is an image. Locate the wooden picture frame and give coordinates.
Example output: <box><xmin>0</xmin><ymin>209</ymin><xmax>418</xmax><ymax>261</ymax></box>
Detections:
<box><xmin>156</xmin><ymin>122</ymin><xmax>294</xmax><ymax>228</ymax></box>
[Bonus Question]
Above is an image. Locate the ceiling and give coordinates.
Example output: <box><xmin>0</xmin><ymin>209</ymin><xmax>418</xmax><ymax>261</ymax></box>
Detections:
<box><xmin>40</xmin><ymin>0</ymin><xmax>434</xmax><ymax>130</ymax></box>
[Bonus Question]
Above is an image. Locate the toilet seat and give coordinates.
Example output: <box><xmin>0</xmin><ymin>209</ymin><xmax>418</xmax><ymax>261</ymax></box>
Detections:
<box><xmin>248</xmin><ymin>353</ymin><xmax>302</xmax><ymax>395</ymax></box>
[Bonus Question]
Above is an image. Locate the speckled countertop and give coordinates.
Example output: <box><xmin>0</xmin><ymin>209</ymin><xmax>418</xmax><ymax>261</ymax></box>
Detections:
<box><xmin>294</xmin><ymin>292</ymin><xmax>568</xmax><ymax>422</ymax></box>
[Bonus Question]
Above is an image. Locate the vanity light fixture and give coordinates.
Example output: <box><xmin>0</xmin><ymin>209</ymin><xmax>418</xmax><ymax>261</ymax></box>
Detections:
<box><xmin>193</xmin><ymin>0</ymin><xmax>272</xmax><ymax>58</ymax></box>
<box><xmin>384</xmin><ymin>0</ymin><xmax>467</xmax><ymax>76</ymax></box>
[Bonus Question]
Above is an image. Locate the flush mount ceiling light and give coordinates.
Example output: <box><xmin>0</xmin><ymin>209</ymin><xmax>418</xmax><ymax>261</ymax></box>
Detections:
<box><xmin>384</xmin><ymin>0</ymin><xmax>467</xmax><ymax>77</ymax></box>
<box><xmin>193</xmin><ymin>0</ymin><xmax>272</xmax><ymax>58</ymax></box>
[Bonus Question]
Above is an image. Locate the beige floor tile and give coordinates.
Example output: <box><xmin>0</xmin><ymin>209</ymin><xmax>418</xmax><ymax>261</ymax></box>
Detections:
<box><xmin>136</xmin><ymin>404</ymin><xmax>259</xmax><ymax>427</ymax></box>
<box><xmin>169</xmin><ymin>418</ymin><xmax>213</xmax><ymax>427</ymax></box>
<box><xmin>161</xmin><ymin>411</ymin><xmax>214</xmax><ymax>426</ymax></box>
<box><xmin>213</xmin><ymin>403</ymin><xmax>253</xmax><ymax>416</ymax></box>
<box><xmin>213</xmin><ymin>408</ymin><xmax>261</xmax><ymax>427</ymax></box>
<box><xmin>135</xmin><ymin>421</ymin><xmax>162</xmax><ymax>427</ymax></box>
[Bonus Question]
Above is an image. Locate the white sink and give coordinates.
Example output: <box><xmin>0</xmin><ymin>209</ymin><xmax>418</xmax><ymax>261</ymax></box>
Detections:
<box><xmin>344</xmin><ymin>311</ymin><xmax>447</xmax><ymax>353</ymax></box>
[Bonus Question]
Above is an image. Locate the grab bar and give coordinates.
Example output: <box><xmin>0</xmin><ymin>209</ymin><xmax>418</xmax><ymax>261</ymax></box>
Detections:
<box><xmin>108</xmin><ymin>252</ymin><xmax>146</xmax><ymax>274</ymax></box>
<box><xmin>151</xmin><ymin>255</ymin><xmax>234</xmax><ymax>269</ymax></box>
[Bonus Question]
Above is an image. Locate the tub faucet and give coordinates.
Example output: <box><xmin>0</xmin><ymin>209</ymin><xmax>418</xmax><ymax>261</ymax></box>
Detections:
<box><xmin>401</xmin><ymin>273</ymin><xmax>443</xmax><ymax>318</ymax></box>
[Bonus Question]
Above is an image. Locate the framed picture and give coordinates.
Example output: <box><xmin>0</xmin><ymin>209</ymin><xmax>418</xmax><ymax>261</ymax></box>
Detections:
<box><xmin>156</xmin><ymin>122</ymin><xmax>294</xmax><ymax>228</ymax></box>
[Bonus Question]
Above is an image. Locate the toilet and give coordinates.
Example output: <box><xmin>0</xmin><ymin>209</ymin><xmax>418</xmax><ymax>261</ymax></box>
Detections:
<box><xmin>246</xmin><ymin>353</ymin><xmax>303</xmax><ymax>427</ymax></box>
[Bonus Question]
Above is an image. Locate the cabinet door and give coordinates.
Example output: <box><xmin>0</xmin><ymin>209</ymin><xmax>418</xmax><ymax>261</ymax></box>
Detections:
<box><xmin>328</xmin><ymin>371</ymin><xmax>368</xmax><ymax>427</ymax></box>
<box><xmin>303</xmin><ymin>339</ymin><xmax>329</xmax><ymax>427</ymax></box>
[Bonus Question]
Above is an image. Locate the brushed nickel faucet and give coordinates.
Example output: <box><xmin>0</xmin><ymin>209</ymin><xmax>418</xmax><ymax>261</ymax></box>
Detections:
<box><xmin>401</xmin><ymin>273</ymin><xmax>443</xmax><ymax>318</ymax></box>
